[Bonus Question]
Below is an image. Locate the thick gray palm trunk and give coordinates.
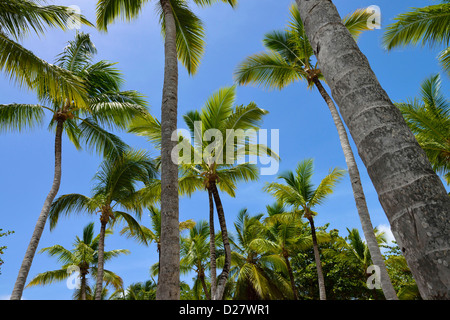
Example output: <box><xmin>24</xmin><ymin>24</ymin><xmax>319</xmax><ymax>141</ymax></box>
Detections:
<box><xmin>313</xmin><ymin>79</ymin><xmax>398</xmax><ymax>300</ymax></box>
<box><xmin>94</xmin><ymin>219</ymin><xmax>107</xmax><ymax>300</ymax></box>
<box><xmin>10</xmin><ymin>120</ymin><xmax>64</xmax><ymax>300</ymax></box>
<box><xmin>296</xmin><ymin>0</ymin><xmax>450</xmax><ymax>299</ymax></box>
<box><xmin>157</xmin><ymin>0</ymin><xmax>180</xmax><ymax>300</ymax></box>
<box><xmin>208</xmin><ymin>189</ymin><xmax>217</xmax><ymax>299</ymax></box>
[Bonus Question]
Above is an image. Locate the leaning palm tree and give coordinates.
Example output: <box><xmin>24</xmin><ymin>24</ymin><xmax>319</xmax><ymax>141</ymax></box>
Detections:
<box><xmin>48</xmin><ymin>150</ymin><xmax>158</xmax><ymax>300</ymax></box>
<box><xmin>129</xmin><ymin>86</ymin><xmax>279</xmax><ymax>299</ymax></box>
<box><xmin>264</xmin><ymin>158</ymin><xmax>345</xmax><ymax>300</ymax></box>
<box><xmin>0</xmin><ymin>0</ymin><xmax>93</xmax><ymax>107</ymax></box>
<box><xmin>4</xmin><ymin>32</ymin><xmax>149</xmax><ymax>300</ymax></box>
<box><xmin>25</xmin><ymin>222</ymin><xmax>127</xmax><ymax>300</ymax></box>
<box><xmin>294</xmin><ymin>0</ymin><xmax>450</xmax><ymax>300</ymax></box>
<box><xmin>383</xmin><ymin>0</ymin><xmax>450</xmax><ymax>76</ymax></box>
<box><xmin>95</xmin><ymin>0</ymin><xmax>238</xmax><ymax>299</ymax></box>
<box><xmin>235</xmin><ymin>4</ymin><xmax>398</xmax><ymax>300</ymax></box>
<box><xmin>396</xmin><ymin>74</ymin><xmax>449</xmax><ymax>185</ymax></box>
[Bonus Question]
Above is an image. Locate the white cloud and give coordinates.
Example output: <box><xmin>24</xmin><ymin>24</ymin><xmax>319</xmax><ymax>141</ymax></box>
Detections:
<box><xmin>377</xmin><ymin>224</ymin><xmax>396</xmax><ymax>244</ymax></box>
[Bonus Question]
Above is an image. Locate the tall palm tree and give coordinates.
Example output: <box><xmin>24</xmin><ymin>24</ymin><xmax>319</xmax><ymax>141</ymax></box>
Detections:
<box><xmin>4</xmin><ymin>32</ymin><xmax>148</xmax><ymax>300</ymax></box>
<box><xmin>396</xmin><ymin>74</ymin><xmax>449</xmax><ymax>185</ymax></box>
<box><xmin>25</xmin><ymin>222</ymin><xmax>127</xmax><ymax>300</ymax></box>
<box><xmin>264</xmin><ymin>158</ymin><xmax>345</xmax><ymax>300</ymax></box>
<box><xmin>229</xmin><ymin>209</ymin><xmax>292</xmax><ymax>300</ymax></box>
<box><xmin>128</xmin><ymin>86</ymin><xmax>279</xmax><ymax>299</ymax></box>
<box><xmin>383</xmin><ymin>0</ymin><xmax>450</xmax><ymax>76</ymax></box>
<box><xmin>0</xmin><ymin>0</ymin><xmax>93</xmax><ymax>107</ymax></box>
<box><xmin>180</xmin><ymin>220</ymin><xmax>212</xmax><ymax>299</ymax></box>
<box><xmin>95</xmin><ymin>0</ymin><xmax>238</xmax><ymax>300</ymax></box>
<box><xmin>294</xmin><ymin>0</ymin><xmax>450</xmax><ymax>300</ymax></box>
<box><xmin>235</xmin><ymin>4</ymin><xmax>398</xmax><ymax>300</ymax></box>
<box><xmin>47</xmin><ymin>150</ymin><xmax>158</xmax><ymax>300</ymax></box>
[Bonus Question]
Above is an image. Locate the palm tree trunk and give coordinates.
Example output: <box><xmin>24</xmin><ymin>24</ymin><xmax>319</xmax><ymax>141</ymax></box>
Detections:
<box><xmin>313</xmin><ymin>78</ymin><xmax>398</xmax><ymax>300</ymax></box>
<box><xmin>296</xmin><ymin>0</ymin><xmax>450</xmax><ymax>300</ymax></box>
<box><xmin>284</xmin><ymin>255</ymin><xmax>298</xmax><ymax>300</ymax></box>
<box><xmin>94</xmin><ymin>218</ymin><xmax>107</xmax><ymax>301</ymax></box>
<box><xmin>80</xmin><ymin>271</ymin><xmax>87</xmax><ymax>300</ymax></box>
<box><xmin>209</xmin><ymin>182</ymin><xmax>231</xmax><ymax>300</ymax></box>
<box><xmin>307</xmin><ymin>216</ymin><xmax>326</xmax><ymax>300</ymax></box>
<box><xmin>199</xmin><ymin>268</ymin><xmax>211</xmax><ymax>300</ymax></box>
<box><xmin>157</xmin><ymin>0</ymin><xmax>180</xmax><ymax>300</ymax></box>
<box><xmin>208</xmin><ymin>189</ymin><xmax>217</xmax><ymax>300</ymax></box>
<box><xmin>10</xmin><ymin>119</ymin><xmax>64</xmax><ymax>300</ymax></box>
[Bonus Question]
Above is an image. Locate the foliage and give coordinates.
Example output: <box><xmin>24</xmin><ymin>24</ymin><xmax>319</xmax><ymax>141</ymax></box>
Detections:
<box><xmin>0</xmin><ymin>229</ymin><xmax>14</xmax><ymax>275</ymax></box>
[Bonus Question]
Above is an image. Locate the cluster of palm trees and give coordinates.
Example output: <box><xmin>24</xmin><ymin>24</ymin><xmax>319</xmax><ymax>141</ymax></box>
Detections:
<box><xmin>1</xmin><ymin>0</ymin><xmax>449</xmax><ymax>300</ymax></box>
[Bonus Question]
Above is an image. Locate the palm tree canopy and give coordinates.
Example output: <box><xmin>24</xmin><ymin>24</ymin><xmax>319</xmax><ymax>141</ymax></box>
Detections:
<box><xmin>396</xmin><ymin>74</ymin><xmax>450</xmax><ymax>184</ymax></box>
<box><xmin>95</xmin><ymin>0</ymin><xmax>236</xmax><ymax>74</ymax></box>
<box><xmin>383</xmin><ymin>1</ymin><xmax>450</xmax><ymax>75</ymax></box>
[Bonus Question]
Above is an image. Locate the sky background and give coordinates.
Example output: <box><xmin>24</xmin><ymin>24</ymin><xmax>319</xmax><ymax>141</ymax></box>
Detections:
<box><xmin>0</xmin><ymin>0</ymin><xmax>449</xmax><ymax>300</ymax></box>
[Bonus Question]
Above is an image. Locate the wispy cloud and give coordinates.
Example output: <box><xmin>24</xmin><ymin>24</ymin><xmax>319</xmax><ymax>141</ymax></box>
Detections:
<box><xmin>377</xmin><ymin>224</ymin><xmax>396</xmax><ymax>244</ymax></box>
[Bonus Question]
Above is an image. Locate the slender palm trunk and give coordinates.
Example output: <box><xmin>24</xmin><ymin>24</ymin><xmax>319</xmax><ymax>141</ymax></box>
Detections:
<box><xmin>307</xmin><ymin>216</ymin><xmax>326</xmax><ymax>300</ymax></box>
<box><xmin>80</xmin><ymin>271</ymin><xmax>87</xmax><ymax>300</ymax></box>
<box><xmin>313</xmin><ymin>79</ymin><xmax>398</xmax><ymax>300</ymax></box>
<box><xmin>94</xmin><ymin>218</ymin><xmax>107</xmax><ymax>301</ymax></box>
<box><xmin>157</xmin><ymin>0</ymin><xmax>180</xmax><ymax>300</ymax></box>
<box><xmin>284</xmin><ymin>255</ymin><xmax>298</xmax><ymax>300</ymax></box>
<box><xmin>10</xmin><ymin>119</ymin><xmax>64</xmax><ymax>300</ymax></box>
<box><xmin>199</xmin><ymin>268</ymin><xmax>211</xmax><ymax>300</ymax></box>
<box><xmin>296</xmin><ymin>0</ymin><xmax>450</xmax><ymax>300</ymax></box>
<box><xmin>209</xmin><ymin>182</ymin><xmax>231</xmax><ymax>300</ymax></box>
<box><xmin>208</xmin><ymin>189</ymin><xmax>217</xmax><ymax>299</ymax></box>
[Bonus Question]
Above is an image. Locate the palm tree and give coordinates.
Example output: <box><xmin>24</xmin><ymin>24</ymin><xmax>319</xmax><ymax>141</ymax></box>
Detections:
<box><xmin>110</xmin><ymin>279</ymin><xmax>158</xmax><ymax>300</ymax></box>
<box><xmin>180</xmin><ymin>220</ymin><xmax>212</xmax><ymax>299</ymax></box>
<box><xmin>383</xmin><ymin>1</ymin><xmax>450</xmax><ymax>76</ymax></box>
<box><xmin>235</xmin><ymin>4</ymin><xmax>398</xmax><ymax>300</ymax></box>
<box><xmin>95</xmin><ymin>0</ymin><xmax>238</xmax><ymax>300</ymax></box>
<box><xmin>264</xmin><ymin>158</ymin><xmax>345</xmax><ymax>300</ymax></box>
<box><xmin>0</xmin><ymin>0</ymin><xmax>93</xmax><ymax>108</ymax></box>
<box><xmin>47</xmin><ymin>150</ymin><xmax>157</xmax><ymax>300</ymax></box>
<box><xmin>4</xmin><ymin>32</ymin><xmax>148</xmax><ymax>300</ymax></box>
<box><xmin>396</xmin><ymin>74</ymin><xmax>449</xmax><ymax>185</ymax></box>
<box><xmin>129</xmin><ymin>86</ymin><xmax>279</xmax><ymax>299</ymax></box>
<box><xmin>294</xmin><ymin>0</ymin><xmax>450</xmax><ymax>300</ymax></box>
<box><xmin>25</xmin><ymin>222</ymin><xmax>127</xmax><ymax>300</ymax></box>
<box><xmin>229</xmin><ymin>209</ymin><xmax>292</xmax><ymax>300</ymax></box>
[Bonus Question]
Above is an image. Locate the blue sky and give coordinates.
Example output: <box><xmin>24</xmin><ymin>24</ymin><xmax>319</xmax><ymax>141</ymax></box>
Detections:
<box><xmin>0</xmin><ymin>0</ymin><xmax>449</xmax><ymax>300</ymax></box>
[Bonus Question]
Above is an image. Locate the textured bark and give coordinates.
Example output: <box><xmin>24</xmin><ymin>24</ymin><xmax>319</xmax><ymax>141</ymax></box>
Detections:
<box><xmin>199</xmin><ymin>268</ymin><xmax>211</xmax><ymax>300</ymax></box>
<box><xmin>307</xmin><ymin>216</ymin><xmax>327</xmax><ymax>300</ymax></box>
<box><xmin>208</xmin><ymin>189</ymin><xmax>217</xmax><ymax>299</ymax></box>
<box><xmin>314</xmin><ymin>79</ymin><xmax>398</xmax><ymax>300</ymax></box>
<box><xmin>157</xmin><ymin>0</ymin><xmax>180</xmax><ymax>300</ymax></box>
<box><xmin>94</xmin><ymin>218</ymin><xmax>107</xmax><ymax>301</ymax></box>
<box><xmin>10</xmin><ymin>120</ymin><xmax>64</xmax><ymax>300</ymax></box>
<box><xmin>209</xmin><ymin>182</ymin><xmax>231</xmax><ymax>300</ymax></box>
<box><xmin>80</xmin><ymin>271</ymin><xmax>87</xmax><ymax>300</ymax></box>
<box><xmin>296</xmin><ymin>0</ymin><xmax>450</xmax><ymax>299</ymax></box>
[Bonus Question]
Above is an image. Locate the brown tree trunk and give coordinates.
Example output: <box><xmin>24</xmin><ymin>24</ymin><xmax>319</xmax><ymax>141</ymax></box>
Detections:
<box><xmin>157</xmin><ymin>0</ymin><xmax>180</xmax><ymax>300</ymax></box>
<box><xmin>94</xmin><ymin>217</ymin><xmax>107</xmax><ymax>300</ymax></box>
<box><xmin>208</xmin><ymin>189</ymin><xmax>217</xmax><ymax>300</ymax></box>
<box><xmin>307</xmin><ymin>216</ymin><xmax>326</xmax><ymax>300</ymax></box>
<box><xmin>209</xmin><ymin>181</ymin><xmax>231</xmax><ymax>300</ymax></box>
<box><xmin>296</xmin><ymin>0</ymin><xmax>450</xmax><ymax>299</ymax></box>
<box><xmin>199</xmin><ymin>268</ymin><xmax>211</xmax><ymax>300</ymax></box>
<box><xmin>80</xmin><ymin>270</ymin><xmax>87</xmax><ymax>300</ymax></box>
<box><xmin>313</xmin><ymin>78</ymin><xmax>398</xmax><ymax>300</ymax></box>
<box><xmin>11</xmin><ymin>119</ymin><xmax>64</xmax><ymax>300</ymax></box>
<box><xmin>284</xmin><ymin>254</ymin><xmax>298</xmax><ymax>300</ymax></box>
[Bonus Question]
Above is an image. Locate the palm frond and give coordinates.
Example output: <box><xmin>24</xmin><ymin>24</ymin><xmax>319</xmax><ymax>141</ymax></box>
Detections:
<box><xmin>0</xmin><ymin>103</ymin><xmax>45</xmax><ymax>132</ymax></box>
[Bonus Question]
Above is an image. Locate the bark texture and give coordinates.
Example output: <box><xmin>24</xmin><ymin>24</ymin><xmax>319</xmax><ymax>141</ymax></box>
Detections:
<box><xmin>314</xmin><ymin>79</ymin><xmax>398</xmax><ymax>300</ymax></box>
<box><xmin>10</xmin><ymin>120</ymin><xmax>64</xmax><ymax>300</ymax></box>
<box><xmin>94</xmin><ymin>217</ymin><xmax>107</xmax><ymax>300</ymax></box>
<box><xmin>296</xmin><ymin>0</ymin><xmax>450</xmax><ymax>299</ymax></box>
<box><xmin>208</xmin><ymin>189</ymin><xmax>217</xmax><ymax>299</ymax></box>
<box><xmin>157</xmin><ymin>0</ymin><xmax>180</xmax><ymax>300</ymax></box>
